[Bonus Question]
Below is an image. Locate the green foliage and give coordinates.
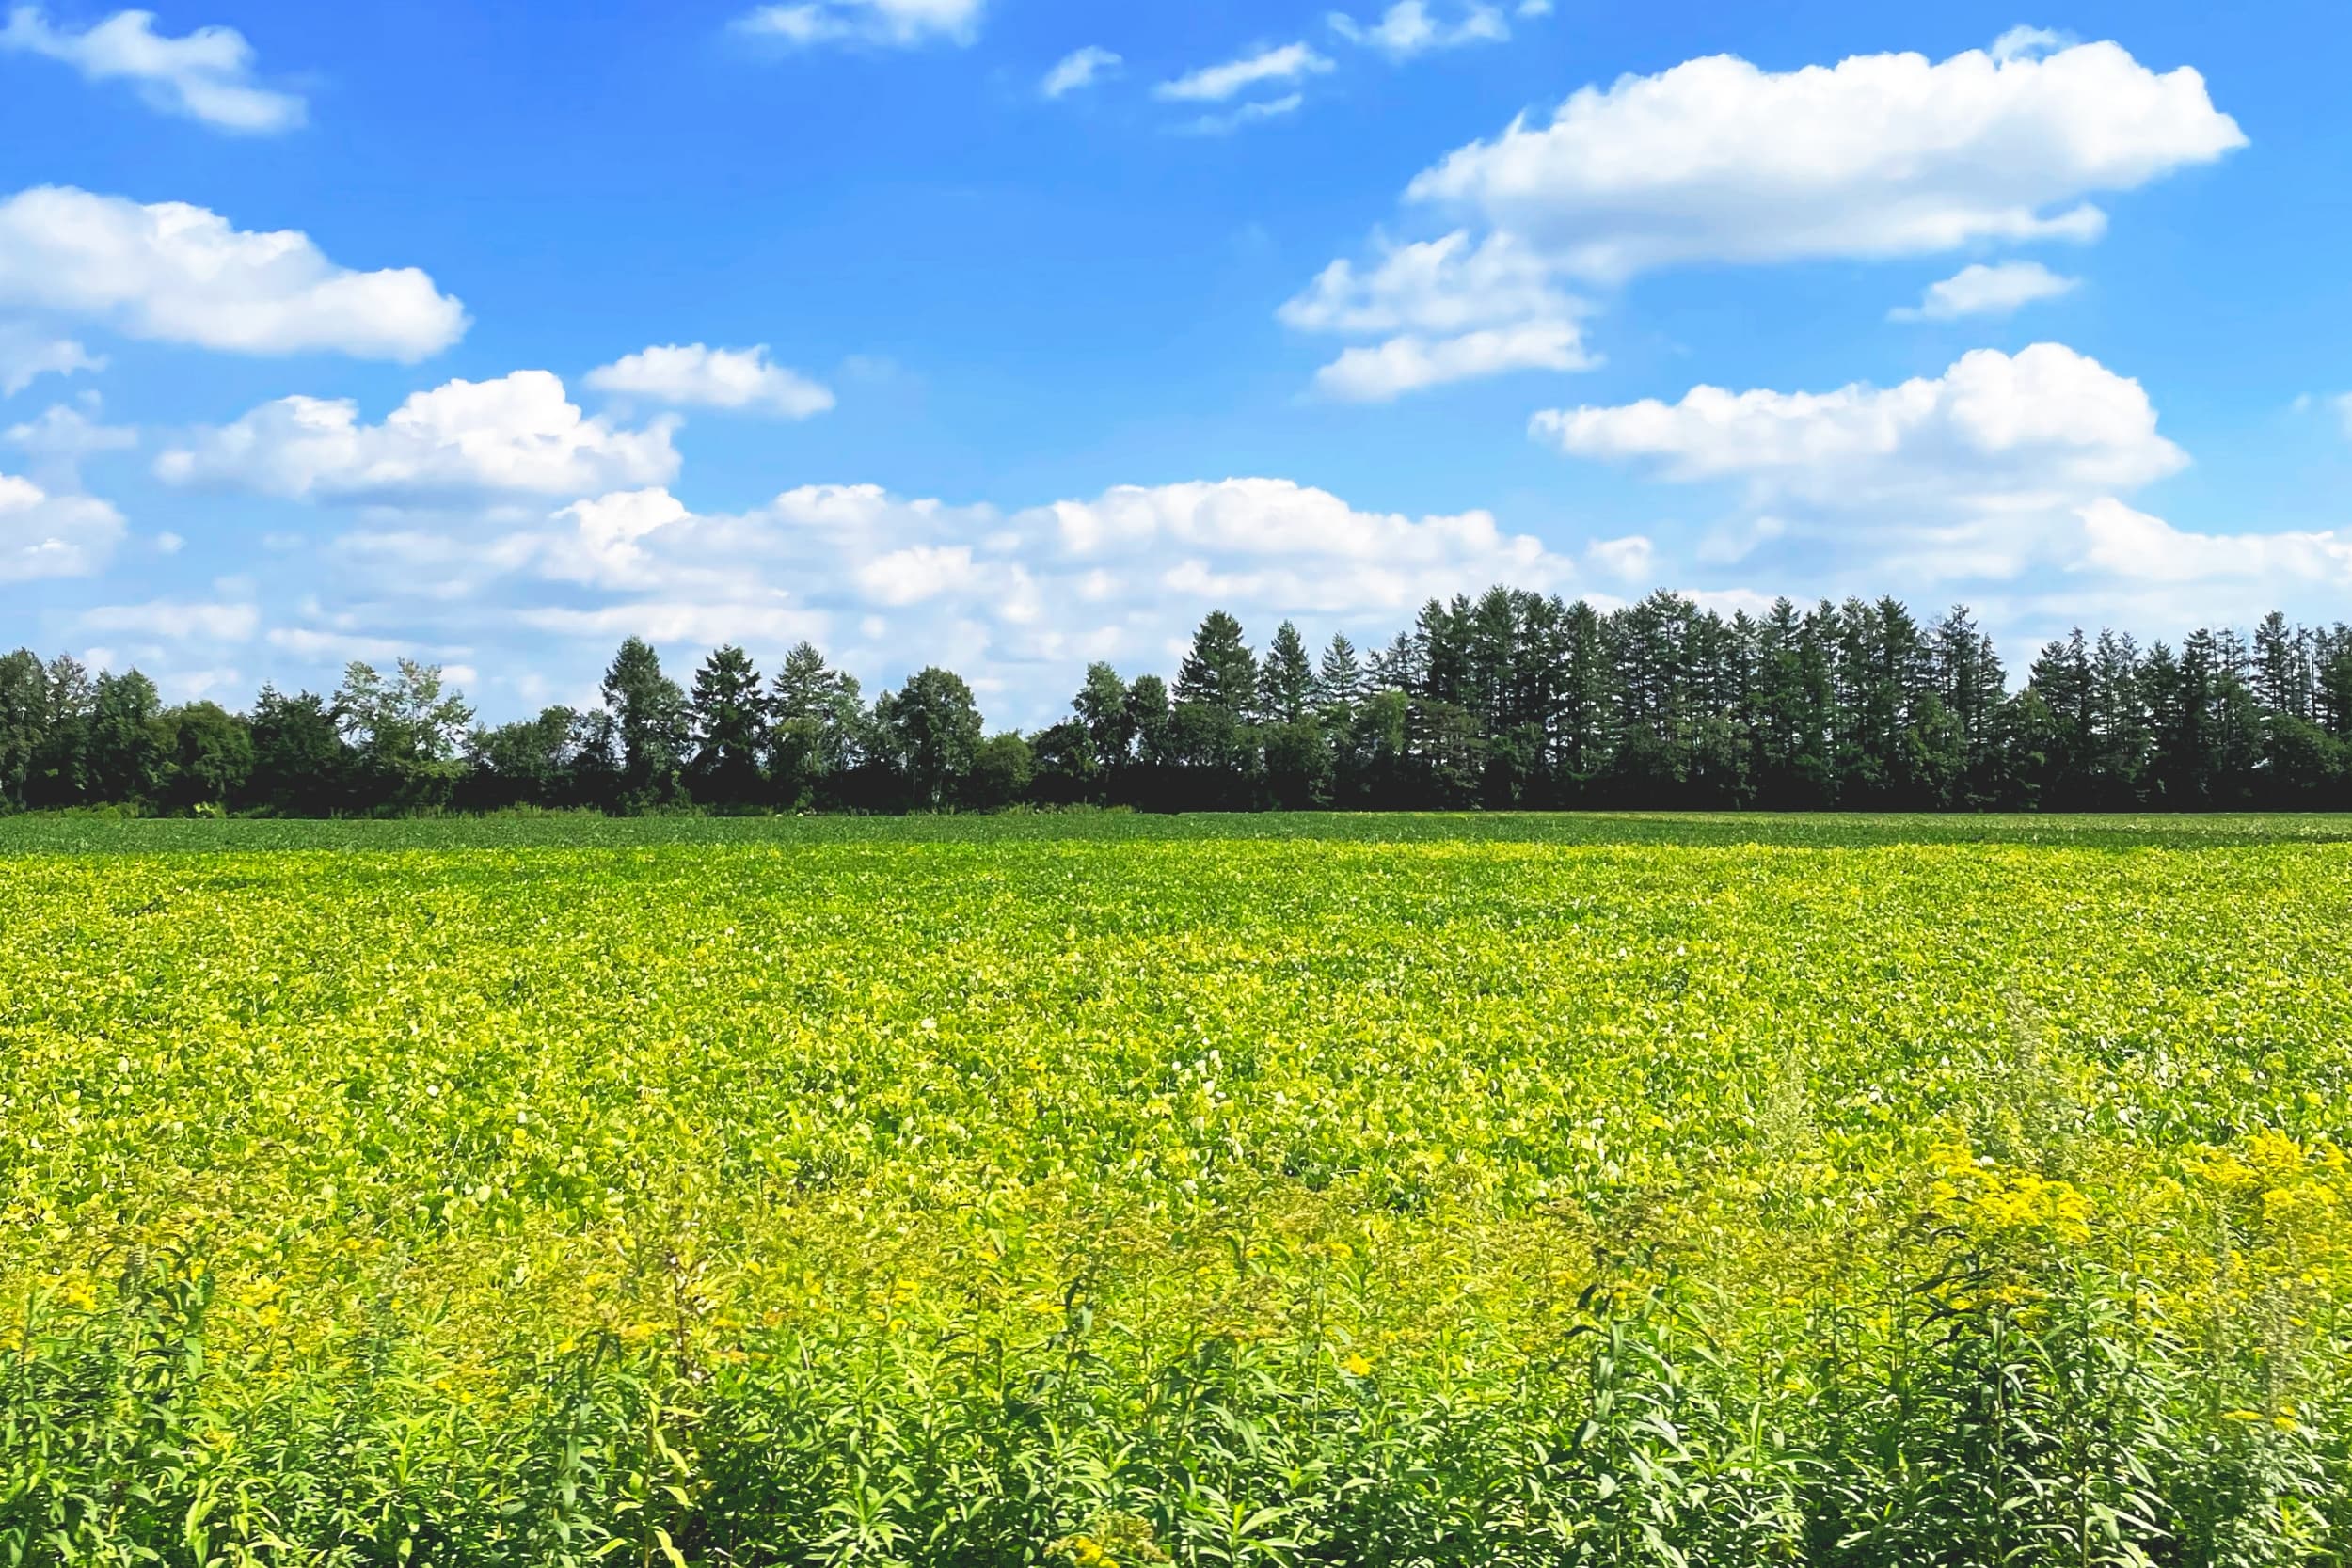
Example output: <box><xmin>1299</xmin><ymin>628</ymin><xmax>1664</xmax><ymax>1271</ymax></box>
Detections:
<box><xmin>2</xmin><ymin>815</ymin><xmax>2349</xmax><ymax>1561</ymax></box>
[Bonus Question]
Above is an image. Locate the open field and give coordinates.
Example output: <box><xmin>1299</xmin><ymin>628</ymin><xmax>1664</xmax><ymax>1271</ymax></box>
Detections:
<box><xmin>4</xmin><ymin>814</ymin><xmax>2351</xmax><ymax>1564</ymax></box>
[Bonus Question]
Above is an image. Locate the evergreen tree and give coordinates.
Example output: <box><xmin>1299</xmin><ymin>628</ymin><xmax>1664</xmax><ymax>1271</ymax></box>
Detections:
<box><xmin>1257</xmin><ymin>621</ymin><xmax>1315</xmax><ymax>725</ymax></box>
<box><xmin>689</xmin><ymin>644</ymin><xmax>769</xmax><ymax>806</ymax></box>
<box><xmin>1312</xmin><ymin>632</ymin><xmax>1363</xmax><ymax>719</ymax></box>
<box><xmin>770</xmin><ymin>641</ymin><xmax>866</xmax><ymax>802</ymax></box>
<box><xmin>1175</xmin><ymin>611</ymin><xmax>1257</xmax><ymax>717</ymax></box>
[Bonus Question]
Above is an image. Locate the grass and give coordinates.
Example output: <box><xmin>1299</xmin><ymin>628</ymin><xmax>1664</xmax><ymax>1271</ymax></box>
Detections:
<box><xmin>3</xmin><ymin>813</ymin><xmax>2349</xmax><ymax>1564</ymax></box>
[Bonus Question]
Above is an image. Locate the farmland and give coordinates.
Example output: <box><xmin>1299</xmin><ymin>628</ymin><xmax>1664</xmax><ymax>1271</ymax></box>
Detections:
<box><xmin>4</xmin><ymin>813</ymin><xmax>2351</xmax><ymax>1565</ymax></box>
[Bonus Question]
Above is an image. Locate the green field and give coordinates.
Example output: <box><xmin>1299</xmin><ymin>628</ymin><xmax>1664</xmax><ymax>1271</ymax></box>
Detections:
<box><xmin>5</xmin><ymin>814</ymin><xmax>2350</xmax><ymax>1565</ymax></box>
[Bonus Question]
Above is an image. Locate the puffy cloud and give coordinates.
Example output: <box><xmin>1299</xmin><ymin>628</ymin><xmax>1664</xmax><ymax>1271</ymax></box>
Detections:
<box><xmin>1312</xmin><ymin>321</ymin><xmax>1593</xmax><ymax>401</ymax></box>
<box><xmin>1407</xmin><ymin>40</ymin><xmax>2242</xmax><ymax>282</ymax></box>
<box><xmin>1288</xmin><ymin>36</ymin><xmax>2240</xmax><ymax>393</ymax></box>
<box><xmin>1534</xmin><ymin>344</ymin><xmax>2184</xmax><ymax>505</ymax></box>
<box><xmin>0</xmin><ymin>6</ymin><xmax>303</xmax><ymax>132</ymax></box>
<box><xmin>1329</xmin><ymin>2</ymin><xmax>1509</xmax><ymax>59</ymax></box>
<box><xmin>1041</xmin><ymin>45</ymin><xmax>1120</xmax><ymax>98</ymax></box>
<box><xmin>330</xmin><ymin>476</ymin><xmax>1580</xmax><ymax>723</ymax></box>
<box><xmin>2074</xmin><ymin>498</ymin><xmax>2352</xmax><ymax>587</ymax></box>
<box><xmin>1892</xmin><ymin>260</ymin><xmax>2079</xmax><ymax>321</ymax></box>
<box><xmin>584</xmin><ymin>343</ymin><xmax>834</xmax><ymax>419</ymax></box>
<box><xmin>1157</xmin><ymin>41</ymin><xmax>1334</xmax><ymax>102</ymax></box>
<box><xmin>0</xmin><ymin>467</ymin><xmax>122</xmax><ymax>581</ymax></box>
<box><xmin>733</xmin><ymin>0</ymin><xmax>983</xmax><ymax>49</ymax></box>
<box><xmin>0</xmin><ymin>186</ymin><xmax>467</xmax><ymax>360</ymax></box>
<box><xmin>1534</xmin><ymin>343</ymin><xmax>2257</xmax><ymax>594</ymax></box>
<box><xmin>156</xmin><ymin>371</ymin><xmax>681</xmax><ymax>500</ymax></box>
<box><xmin>0</xmin><ymin>324</ymin><xmax>103</xmax><ymax>395</ymax></box>
<box><xmin>1280</xmin><ymin>231</ymin><xmax>1594</xmax><ymax>399</ymax></box>
<box><xmin>80</xmin><ymin>598</ymin><xmax>260</xmax><ymax>641</ymax></box>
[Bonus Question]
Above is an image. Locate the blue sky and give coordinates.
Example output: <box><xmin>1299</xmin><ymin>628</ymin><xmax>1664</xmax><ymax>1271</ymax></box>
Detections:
<box><xmin>3</xmin><ymin>0</ymin><xmax>2348</xmax><ymax>724</ymax></box>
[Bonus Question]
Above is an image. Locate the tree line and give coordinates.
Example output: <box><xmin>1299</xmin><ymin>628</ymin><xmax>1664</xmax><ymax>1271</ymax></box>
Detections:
<box><xmin>5</xmin><ymin>590</ymin><xmax>2352</xmax><ymax>817</ymax></box>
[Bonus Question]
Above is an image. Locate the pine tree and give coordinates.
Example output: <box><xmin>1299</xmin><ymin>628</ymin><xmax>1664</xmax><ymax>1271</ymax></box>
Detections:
<box><xmin>1313</xmin><ymin>633</ymin><xmax>1363</xmax><ymax>719</ymax></box>
<box><xmin>689</xmin><ymin>645</ymin><xmax>769</xmax><ymax>804</ymax></box>
<box><xmin>1175</xmin><ymin>611</ymin><xmax>1257</xmax><ymax>718</ymax></box>
<box><xmin>1257</xmin><ymin>621</ymin><xmax>1315</xmax><ymax>725</ymax></box>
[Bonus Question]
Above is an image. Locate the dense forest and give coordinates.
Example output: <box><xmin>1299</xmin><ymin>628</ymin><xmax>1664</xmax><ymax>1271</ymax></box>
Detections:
<box><xmin>6</xmin><ymin>589</ymin><xmax>2352</xmax><ymax>816</ymax></box>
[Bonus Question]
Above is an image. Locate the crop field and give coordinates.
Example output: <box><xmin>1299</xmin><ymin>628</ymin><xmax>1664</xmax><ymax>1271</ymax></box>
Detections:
<box><xmin>4</xmin><ymin>813</ymin><xmax>2351</xmax><ymax>1566</ymax></box>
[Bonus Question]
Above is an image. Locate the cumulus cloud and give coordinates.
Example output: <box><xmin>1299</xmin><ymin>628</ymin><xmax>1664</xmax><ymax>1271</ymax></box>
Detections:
<box><xmin>1892</xmin><ymin>260</ymin><xmax>2080</xmax><ymax>321</ymax></box>
<box><xmin>156</xmin><ymin>371</ymin><xmax>681</xmax><ymax>501</ymax></box>
<box><xmin>1533</xmin><ymin>343</ymin><xmax>2240</xmax><ymax>591</ymax></box>
<box><xmin>327</xmin><ymin>475</ymin><xmax>1580</xmax><ymax>724</ymax></box>
<box><xmin>0</xmin><ymin>186</ymin><xmax>467</xmax><ymax>360</ymax></box>
<box><xmin>0</xmin><ymin>466</ymin><xmax>123</xmax><ymax>581</ymax></box>
<box><xmin>584</xmin><ymin>343</ymin><xmax>834</xmax><ymax>419</ymax></box>
<box><xmin>0</xmin><ymin>6</ymin><xmax>304</xmax><ymax>132</ymax></box>
<box><xmin>1289</xmin><ymin>36</ymin><xmax>2241</xmax><ymax>393</ymax></box>
<box><xmin>1157</xmin><ymin>41</ymin><xmax>1334</xmax><ymax>102</ymax></box>
<box><xmin>1407</xmin><ymin>40</ymin><xmax>2243</xmax><ymax>281</ymax></box>
<box><xmin>0</xmin><ymin>324</ymin><xmax>103</xmax><ymax>395</ymax></box>
<box><xmin>733</xmin><ymin>0</ymin><xmax>983</xmax><ymax>49</ymax></box>
<box><xmin>1041</xmin><ymin>45</ymin><xmax>1120</xmax><ymax>98</ymax></box>
<box><xmin>1534</xmin><ymin>343</ymin><xmax>2184</xmax><ymax>505</ymax></box>
<box><xmin>1280</xmin><ymin>231</ymin><xmax>1594</xmax><ymax>399</ymax></box>
<box><xmin>2074</xmin><ymin>498</ymin><xmax>2352</xmax><ymax>587</ymax></box>
<box><xmin>1329</xmin><ymin>2</ymin><xmax>1509</xmax><ymax>58</ymax></box>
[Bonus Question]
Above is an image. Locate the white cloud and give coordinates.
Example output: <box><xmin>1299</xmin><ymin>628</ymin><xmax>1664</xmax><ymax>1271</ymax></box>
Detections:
<box><xmin>584</xmin><ymin>343</ymin><xmax>834</xmax><ymax>419</ymax></box>
<box><xmin>1534</xmin><ymin>343</ymin><xmax>2184</xmax><ymax>505</ymax></box>
<box><xmin>1892</xmin><ymin>260</ymin><xmax>2079</xmax><ymax>321</ymax></box>
<box><xmin>1313</xmin><ymin>321</ymin><xmax>1593</xmax><ymax>400</ymax></box>
<box><xmin>1281</xmin><ymin>230</ymin><xmax>1578</xmax><ymax>336</ymax></box>
<box><xmin>266</xmin><ymin>626</ymin><xmax>446</xmax><ymax>664</ymax></box>
<box><xmin>1406</xmin><ymin>40</ymin><xmax>2242</xmax><ymax>283</ymax></box>
<box><xmin>1041</xmin><ymin>45</ymin><xmax>1120</xmax><ymax>98</ymax></box>
<box><xmin>1534</xmin><ymin>344</ymin><xmax>2229</xmax><ymax>591</ymax></box>
<box><xmin>0</xmin><ymin>324</ymin><xmax>103</xmax><ymax>395</ymax></box>
<box><xmin>329</xmin><ymin>476</ymin><xmax>1581</xmax><ymax>724</ymax></box>
<box><xmin>6</xmin><ymin>398</ymin><xmax>135</xmax><ymax>487</ymax></box>
<box><xmin>156</xmin><ymin>371</ymin><xmax>681</xmax><ymax>500</ymax></box>
<box><xmin>1280</xmin><ymin>231</ymin><xmax>1594</xmax><ymax>399</ymax></box>
<box><xmin>733</xmin><ymin>0</ymin><xmax>982</xmax><ymax>49</ymax></box>
<box><xmin>0</xmin><ymin>467</ymin><xmax>123</xmax><ymax>581</ymax></box>
<box><xmin>80</xmin><ymin>598</ymin><xmax>260</xmax><ymax>641</ymax></box>
<box><xmin>1329</xmin><ymin>2</ymin><xmax>1509</xmax><ymax>59</ymax></box>
<box><xmin>1990</xmin><ymin>24</ymin><xmax>2069</xmax><ymax>64</ymax></box>
<box><xmin>0</xmin><ymin>6</ymin><xmax>303</xmax><ymax>132</ymax></box>
<box><xmin>1287</xmin><ymin>37</ymin><xmax>2236</xmax><ymax>396</ymax></box>
<box><xmin>0</xmin><ymin>186</ymin><xmax>467</xmax><ymax>360</ymax></box>
<box><xmin>2074</xmin><ymin>498</ymin><xmax>2352</xmax><ymax>587</ymax></box>
<box><xmin>1584</xmin><ymin>534</ymin><xmax>1657</xmax><ymax>583</ymax></box>
<box><xmin>1181</xmin><ymin>93</ymin><xmax>1306</xmax><ymax>136</ymax></box>
<box><xmin>1157</xmin><ymin>41</ymin><xmax>1334</xmax><ymax>102</ymax></box>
